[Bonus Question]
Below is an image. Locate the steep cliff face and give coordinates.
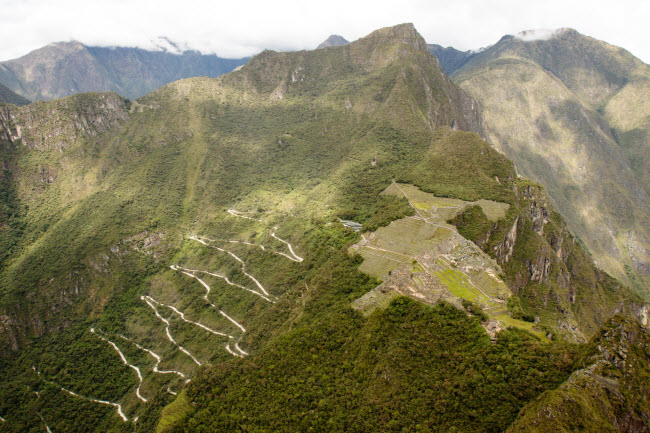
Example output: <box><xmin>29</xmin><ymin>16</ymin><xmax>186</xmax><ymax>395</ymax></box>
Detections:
<box><xmin>0</xmin><ymin>92</ymin><xmax>129</xmax><ymax>151</ymax></box>
<box><xmin>0</xmin><ymin>92</ymin><xmax>132</xmax><ymax>352</ymax></box>
<box><xmin>507</xmin><ymin>314</ymin><xmax>650</xmax><ymax>432</ymax></box>
<box><xmin>452</xmin><ymin>179</ymin><xmax>641</xmax><ymax>341</ymax></box>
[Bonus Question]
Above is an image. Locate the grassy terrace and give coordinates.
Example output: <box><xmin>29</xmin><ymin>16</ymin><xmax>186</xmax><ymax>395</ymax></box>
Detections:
<box><xmin>353</xmin><ymin>183</ymin><xmax>543</xmax><ymax>339</ymax></box>
<box><xmin>156</xmin><ymin>390</ymin><xmax>194</xmax><ymax>433</ymax></box>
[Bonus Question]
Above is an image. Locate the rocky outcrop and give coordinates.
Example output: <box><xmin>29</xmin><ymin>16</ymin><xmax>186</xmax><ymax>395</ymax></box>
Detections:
<box><xmin>455</xmin><ymin>179</ymin><xmax>641</xmax><ymax>341</ymax></box>
<box><xmin>521</xmin><ymin>185</ymin><xmax>550</xmax><ymax>235</ymax></box>
<box><xmin>494</xmin><ymin>216</ymin><xmax>518</xmax><ymax>263</ymax></box>
<box><xmin>0</xmin><ymin>104</ymin><xmax>22</xmax><ymax>142</ymax></box>
<box><xmin>3</xmin><ymin>92</ymin><xmax>129</xmax><ymax>151</ymax></box>
<box><xmin>507</xmin><ymin>314</ymin><xmax>650</xmax><ymax>432</ymax></box>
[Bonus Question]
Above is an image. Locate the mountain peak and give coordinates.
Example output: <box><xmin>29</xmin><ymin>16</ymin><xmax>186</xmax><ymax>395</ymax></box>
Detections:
<box><xmin>316</xmin><ymin>35</ymin><xmax>349</xmax><ymax>49</ymax></box>
<box><xmin>513</xmin><ymin>28</ymin><xmax>574</xmax><ymax>42</ymax></box>
<box><xmin>358</xmin><ymin>23</ymin><xmax>429</xmax><ymax>53</ymax></box>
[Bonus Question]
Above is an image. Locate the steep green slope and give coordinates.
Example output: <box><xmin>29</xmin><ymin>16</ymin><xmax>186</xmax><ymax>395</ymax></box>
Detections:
<box><xmin>450</xmin><ymin>29</ymin><xmax>650</xmax><ymax>294</ymax></box>
<box><xmin>0</xmin><ymin>24</ymin><xmax>645</xmax><ymax>432</ymax></box>
<box><xmin>0</xmin><ymin>41</ymin><xmax>248</xmax><ymax>101</ymax></box>
<box><xmin>507</xmin><ymin>314</ymin><xmax>650</xmax><ymax>432</ymax></box>
<box><xmin>185</xmin><ymin>298</ymin><xmax>583</xmax><ymax>432</ymax></box>
<box><xmin>0</xmin><ymin>82</ymin><xmax>29</xmax><ymax>106</ymax></box>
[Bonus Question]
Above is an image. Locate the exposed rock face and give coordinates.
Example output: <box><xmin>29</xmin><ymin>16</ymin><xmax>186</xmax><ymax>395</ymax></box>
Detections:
<box><xmin>0</xmin><ymin>92</ymin><xmax>129</xmax><ymax>151</ymax></box>
<box><xmin>521</xmin><ymin>185</ymin><xmax>550</xmax><ymax>235</ymax></box>
<box><xmin>448</xmin><ymin>177</ymin><xmax>642</xmax><ymax>341</ymax></box>
<box><xmin>0</xmin><ymin>315</ymin><xmax>19</xmax><ymax>351</ymax></box>
<box><xmin>494</xmin><ymin>216</ymin><xmax>517</xmax><ymax>263</ymax></box>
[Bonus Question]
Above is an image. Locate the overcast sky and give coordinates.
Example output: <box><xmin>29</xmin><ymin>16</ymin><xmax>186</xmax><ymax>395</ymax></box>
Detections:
<box><xmin>1</xmin><ymin>0</ymin><xmax>648</xmax><ymax>63</ymax></box>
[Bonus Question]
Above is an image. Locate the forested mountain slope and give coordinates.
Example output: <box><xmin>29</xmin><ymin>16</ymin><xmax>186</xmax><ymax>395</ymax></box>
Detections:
<box><xmin>0</xmin><ymin>24</ymin><xmax>646</xmax><ymax>432</ymax></box>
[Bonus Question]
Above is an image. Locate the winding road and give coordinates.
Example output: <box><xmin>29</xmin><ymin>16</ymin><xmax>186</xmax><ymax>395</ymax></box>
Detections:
<box><xmin>227</xmin><ymin>209</ymin><xmax>262</xmax><ymax>222</ymax></box>
<box><xmin>188</xmin><ymin>236</ymin><xmax>273</xmax><ymax>299</ymax></box>
<box><xmin>90</xmin><ymin>328</ymin><xmax>147</xmax><ymax>403</ymax></box>
<box><xmin>117</xmin><ymin>335</ymin><xmax>185</xmax><ymax>378</ymax></box>
<box><xmin>33</xmin><ymin>366</ymin><xmax>128</xmax><ymax>422</ymax></box>
<box><xmin>141</xmin><ymin>296</ymin><xmax>202</xmax><ymax>366</ymax></box>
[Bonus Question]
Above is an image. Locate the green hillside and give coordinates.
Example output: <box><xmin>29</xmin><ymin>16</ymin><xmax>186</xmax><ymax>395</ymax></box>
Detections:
<box><xmin>0</xmin><ymin>24</ymin><xmax>646</xmax><ymax>432</ymax></box>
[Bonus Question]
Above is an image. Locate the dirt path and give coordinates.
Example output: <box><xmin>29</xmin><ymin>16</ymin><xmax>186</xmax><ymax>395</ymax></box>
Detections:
<box><xmin>234</xmin><ymin>343</ymin><xmax>249</xmax><ymax>356</ymax></box>
<box><xmin>90</xmin><ymin>328</ymin><xmax>147</xmax><ymax>403</ymax></box>
<box><xmin>141</xmin><ymin>296</ymin><xmax>202</xmax><ymax>366</ymax></box>
<box><xmin>146</xmin><ymin>295</ymin><xmax>232</xmax><ymax>337</ymax></box>
<box><xmin>227</xmin><ymin>209</ymin><xmax>261</xmax><ymax>222</ymax></box>
<box><xmin>117</xmin><ymin>335</ymin><xmax>185</xmax><ymax>378</ymax></box>
<box><xmin>33</xmin><ymin>367</ymin><xmax>128</xmax><ymax>422</ymax></box>
<box><xmin>225</xmin><ymin>344</ymin><xmax>244</xmax><ymax>358</ymax></box>
<box><xmin>393</xmin><ymin>182</ymin><xmax>426</xmax><ymax>220</ymax></box>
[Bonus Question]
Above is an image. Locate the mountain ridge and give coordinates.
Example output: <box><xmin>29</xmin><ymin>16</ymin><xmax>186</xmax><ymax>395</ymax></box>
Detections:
<box><xmin>0</xmin><ymin>41</ymin><xmax>248</xmax><ymax>101</ymax></box>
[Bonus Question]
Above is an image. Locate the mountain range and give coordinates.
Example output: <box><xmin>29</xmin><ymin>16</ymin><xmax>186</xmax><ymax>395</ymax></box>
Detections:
<box><xmin>0</xmin><ymin>23</ymin><xmax>647</xmax><ymax>432</ymax></box>
<box><xmin>0</xmin><ymin>40</ymin><xmax>248</xmax><ymax>101</ymax></box>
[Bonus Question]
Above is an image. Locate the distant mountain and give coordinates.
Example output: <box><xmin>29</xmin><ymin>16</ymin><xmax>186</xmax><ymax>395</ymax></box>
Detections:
<box><xmin>317</xmin><ymin>34</ymin><xmax>349</xmax><ymax>49</ymax></box>
<box><xmin>0</xmin><ymin>41</ymin><xmax>249</xmax><ymax>101</ymax></box>
<box><xmin>436</xmin><ymin>28</ymin><xmax>650</xmax><ymax>294</ymax></box>
<box><xmin>427</xmin><ymin>44</ymin><xmax>475</xmax><ymax>74</ymax></box>
<box><xmin>0</xmin><ymin>82</ymin><xmax>29</xmax><ymax>106</ymax></box>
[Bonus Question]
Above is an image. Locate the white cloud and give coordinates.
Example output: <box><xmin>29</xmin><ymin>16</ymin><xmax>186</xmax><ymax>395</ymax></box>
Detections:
<box><xmin>514</xmin><ymin>29</ymin><xmax>566</xmax><ymax>42</ymax></box>
<box><xmin>0</xmin><ymin>0</ymin><xmax>648</xmax><ymax>63</ymax></box>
